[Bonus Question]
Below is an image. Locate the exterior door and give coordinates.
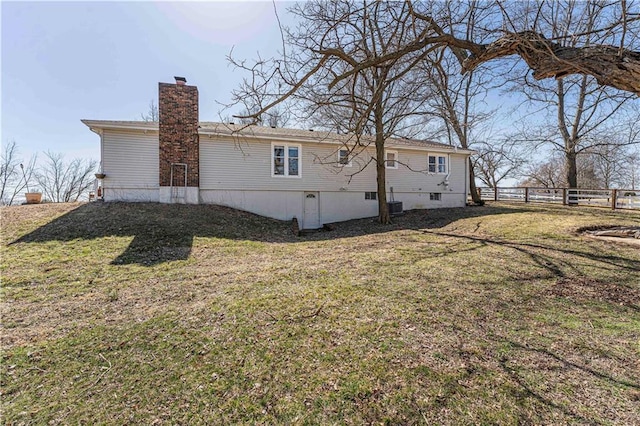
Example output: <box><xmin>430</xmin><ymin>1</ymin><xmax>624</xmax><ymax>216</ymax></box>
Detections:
<box><xmin>303</xmin><ymin>192</ymin><xmax>320</xmax><ymax>229</ymax></box>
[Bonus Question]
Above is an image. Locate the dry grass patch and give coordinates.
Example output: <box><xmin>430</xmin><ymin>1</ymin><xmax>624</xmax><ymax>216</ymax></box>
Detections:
<box><xmin>1</xmin><ymin>201</ymin><xmax>639</xmax><ymax>424</ymax></box>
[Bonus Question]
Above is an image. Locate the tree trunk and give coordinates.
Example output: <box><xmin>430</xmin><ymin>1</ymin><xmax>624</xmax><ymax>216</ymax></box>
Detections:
<box><xmin>566</xmin><ymin>149</ymin><xmax>578</xmax><ymax>188</ymax></box>
<box><xmin>373</xmin><ymin>80</ymin><xmax>391</xmax><ymax>225</ymax></box>
<box><xmin>566</xmin><ymin>149</ymin><xmax>578</xmax><ymax>205</ymax></box>
<box><xmin>468</xmin><ymin>159</ymin><xmax>482</xmax><ymax>204</ymax></box>
<box><xmin>376</xmin><ymin>136</ymin><xmax>390</xmax><ymax>224</ymax></box>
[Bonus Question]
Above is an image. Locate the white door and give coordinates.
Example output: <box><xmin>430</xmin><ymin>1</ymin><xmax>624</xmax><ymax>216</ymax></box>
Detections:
<box><xmin>303</xmin><ymin>192</ymin><xmax>320</xmax><ymax>229</ymax></box>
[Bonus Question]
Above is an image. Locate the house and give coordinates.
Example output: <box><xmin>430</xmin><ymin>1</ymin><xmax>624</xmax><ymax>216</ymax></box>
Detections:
<box><xmin>82</xmin><ymin>77</ymin><xmax>473</xmax><ymax>229</ymax></box>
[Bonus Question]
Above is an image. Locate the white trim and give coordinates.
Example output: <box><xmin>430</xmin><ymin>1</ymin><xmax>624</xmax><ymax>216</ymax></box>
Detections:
<box><xmin>385</xmin><ymin>150</ymin><xmax>398</xmax><ymax>169</ymax></box>
<box><xmin>271</xmin><ymin>142</ymin><xmax>302</xmax><ymax>178</ymax></box>
<box><xmin>81</xmin><ymin>120</ymin><xmax>159</xmax><ymax>133</ymax></box>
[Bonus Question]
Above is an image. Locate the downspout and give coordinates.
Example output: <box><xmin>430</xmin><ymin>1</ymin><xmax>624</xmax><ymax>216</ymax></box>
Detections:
<box><xmin>99</xmin><ymin>129</ymin><xmax>105</xmax><ymax>200</ymax></box>
<box><xmin>464</xmin><ymin>152</ymin><xmax>469</xmax><ymax>205</ymax></box>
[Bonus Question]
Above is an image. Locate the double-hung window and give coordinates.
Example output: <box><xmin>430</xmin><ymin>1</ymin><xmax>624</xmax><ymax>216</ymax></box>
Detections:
<box><xmin>338</xmin><ymin>148</ymin><xmax>351</xmax><ymax>167</ymax></box>
<box><xmin>385</xmin><ymin>150</ymin><xmax>398</xmax><ymax>169</ymax></box>
<box><xmin>272</xmin><ymin>143</ymin><xmax>301</xmax><ymax>177</ymax></box>
<box><xmin>428</xmin><ymin>155</ymin><xmax>447</xmax><ymax>174</ymax></box>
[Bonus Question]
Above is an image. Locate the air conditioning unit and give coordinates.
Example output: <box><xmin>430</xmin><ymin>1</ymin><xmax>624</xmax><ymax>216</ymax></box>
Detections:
<box><xmin>387</xmin><ymin>201</ymin><xmax>403</xmax><ymax>215</ymax></box>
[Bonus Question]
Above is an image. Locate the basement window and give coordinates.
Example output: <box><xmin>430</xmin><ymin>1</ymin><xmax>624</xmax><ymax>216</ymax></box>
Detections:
<box><xmin>428</xmin><ymin>155</ymin><xmax>447</xmax><ymax>174</ymax></box>
<box><xmin>430</xmin><ymin>192</ymin><xmax>442</xmax><ymax>201</ymax></box>
<box><xmin>365</xmin><ymin>191</ymin><xmax>377</xmax><ymax>200</ymax></box>
<box><xmin>272</xmin><ymin>143</ymin><xmax>301</xmax><ymax>177</ymax></box>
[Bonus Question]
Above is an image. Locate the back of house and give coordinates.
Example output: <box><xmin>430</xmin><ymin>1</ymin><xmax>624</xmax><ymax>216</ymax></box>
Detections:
<box><xmin>82</xmin><ymin>77</ymin><xmax>473</xmax><ymax>229</ymax></box>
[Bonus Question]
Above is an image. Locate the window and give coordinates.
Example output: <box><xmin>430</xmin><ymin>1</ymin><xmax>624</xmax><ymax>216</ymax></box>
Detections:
<box><xmin>428</xmin><ymin>155</ymin><xmax>447</xmax><ymax>174</ymax></box>
<box><xmin>272</xmin><ymin>143</ymin><xmax>301</xmax><ymax>177</ymax></box>
<box><xmin>338</xmin><ymin>148</ymin><xmax>351</xmax><ymax>167</ymax></box>
<box><xmin>365</xmin><ymin>191</ymin><xmax>377</xmax><ymax>200</ymax></box>
<box><xmin>430</xmin><ymin>192</ymin><xmax>442</xmax><ymax>201</ymax></box>
<box><xmin>385</xmin><ymin>150</ymin><xmax>398</xmax><ymax>169</ymax></box>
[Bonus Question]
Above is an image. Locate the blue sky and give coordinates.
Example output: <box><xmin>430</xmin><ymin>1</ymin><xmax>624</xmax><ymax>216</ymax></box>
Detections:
<box><xmin>2</xmin><ymin>1</ymin><xmax>292</xmax><ymax>162</ymax></box>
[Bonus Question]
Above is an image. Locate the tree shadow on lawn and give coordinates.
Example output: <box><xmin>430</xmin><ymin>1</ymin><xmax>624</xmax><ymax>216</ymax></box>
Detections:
<box><xmin>9</xmin><ymin>202</ymin><xmax>528</xmax><ymax>266</ymax></box>
<box><xmin>445</xmin><ymin>322</ymin><xmax>639</xmax><ymax>424</ymax></box>
<box><xmin>495</xmin><ymin>337</ymin><xmax>639</xmax><ymax>425</ymax></box>
<box><xmin>420</xmin><ymin>230</ymin><xmax>640</xmax><ymax>277</ymax></box>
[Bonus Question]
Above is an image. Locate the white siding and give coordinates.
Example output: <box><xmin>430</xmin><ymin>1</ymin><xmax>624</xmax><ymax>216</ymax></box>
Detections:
<box><xmin>200</xmin><ymin>137</ymin><xmax>376</xmax><ymax>192</ymax></box>
<box><xmin>200</xmin><ymin>136</ymin><xmax>469</xmax><ymax>195</ymax></box>
<box><xmin>102</xmin><ymin>129</ymin><xmax>159</xmax><ymax>199</ymax></box>
<box><xmin>104</xmin><ymin>188</ymin><xmax>159</xmax><ymax>202</ymax></box>
<box><xmin>200</xmin><ymin>190</ymin><xmax>303</xmax><ymax>222</ymax></box>
<box><xmin>199</xmin><ymin>137</ymin><xmax>469</xmax><ymax>225</ymax></box>
<box><xmin>96</xmin><ymin>128</ymin><xmax>469</xmax><ymax>221</ymax></box>
<box><xmin>199</xmin><ymin>189</ymin><xmax>465</xmax><ymax>227</ymax></box>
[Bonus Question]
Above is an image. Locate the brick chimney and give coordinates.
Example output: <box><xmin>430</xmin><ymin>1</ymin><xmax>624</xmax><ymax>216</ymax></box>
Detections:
<box><xmin>159</xmin><ymin>77</ymin><xmax>199</xmax><ymax>190</ymax></box>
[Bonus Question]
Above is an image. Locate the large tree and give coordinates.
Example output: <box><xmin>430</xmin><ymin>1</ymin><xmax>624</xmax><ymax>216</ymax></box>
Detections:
<box><xmin>228</xmin><ymin>0</ymin><xmax>639</xmax><ymax>212</ymax></box>
<box><xmin>231</xmin><ymin>1</ymin><xmax>436</xmax><ymax>223</ymax></box>
<box><xmin>353</xmin><ymin>1</ymin><xmax>640</xmax><ymax>95</ymax></box>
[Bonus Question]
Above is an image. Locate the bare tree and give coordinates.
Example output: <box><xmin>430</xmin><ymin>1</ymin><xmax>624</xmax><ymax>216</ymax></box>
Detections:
<box><xmin>230</xmin><ymin>1</ymin><xmax>436</xmax><ymax>223</ymax></box>
<box><xmin>35</xmin><ymin>152</ymin><xmax>97</xmax><ymax>203</ymax></box>
<box><xmin>584</xmin><ymin>144</ymin><xmax>630</xmax><ymax>188</ymax></box>
<box><xmin>226</xmin><ymin>1</ymin><xmax>638</xmax><ymax>215</ymax></box>
<box><xmin>520</xmin><ymin>154</ymin><xmax>566</xmax><ymax>188</ymax></box>
<box><xmin>365</xmin><ymin>1</ymin><xmax>640</xmax><ymax>94</ymax></box>
<box><xmin>625</xmin><ymin>148</ymin><xmax>640</xmax><ymax>189</ymax></box>
<box><xmin>0</xmin><ymin>140</ymin><xmax>37</xmax><ymax>205</ymax></box>
<box><xmin>502</xmin><ymin>1</ymin><xmax>639</xmax><ymax>195</ymax></box>
<box><xmin>414</xmin><ymin>1</ymin><xmax>504</xmax><ymax>203</ymax></box>
<box><xmin>474</xmin><ymin>142</ymin><xmax>526</xmax><ymax>188</ymax></box>
<box><xmin>140</xmin><ymin>99</ymin><xmax>159</xmax><ymax>122</ymax></box>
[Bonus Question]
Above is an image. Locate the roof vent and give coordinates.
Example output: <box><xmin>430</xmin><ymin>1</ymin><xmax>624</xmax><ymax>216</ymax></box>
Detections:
<box><xmin>174</xmin><ymin>76</ymin><xmax>187</xmax><ymax>86</ymax></box>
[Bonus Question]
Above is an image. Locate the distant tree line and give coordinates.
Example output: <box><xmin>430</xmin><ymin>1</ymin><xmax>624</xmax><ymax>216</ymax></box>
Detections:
<box><xmin>1</xmin><ymin>140</ymin><xmax>97</xmax><ymax>205</ymax></box>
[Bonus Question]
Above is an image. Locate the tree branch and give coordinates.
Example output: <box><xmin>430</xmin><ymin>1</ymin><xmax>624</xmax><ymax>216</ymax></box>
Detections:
<box><xmin>462</xmin><ymin>31</ymin><xmax>640</xmax><ymax>95</ymax></box>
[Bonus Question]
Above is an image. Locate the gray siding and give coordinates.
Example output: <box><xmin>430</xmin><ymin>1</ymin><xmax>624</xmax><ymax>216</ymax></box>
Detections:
<box><xmin>200</xmin><ymin>137</ymin><xmax>468</xmax><ymax>195</ymax></box>
<box><xmin>102</xmin><ymin>129</ymin><xmax>159</xmax><ymax>189</ymax></box>
<box><xmin>100</xmin><ymin>129</ymin><xmax>159</xmax><ymax>202</ymax></box>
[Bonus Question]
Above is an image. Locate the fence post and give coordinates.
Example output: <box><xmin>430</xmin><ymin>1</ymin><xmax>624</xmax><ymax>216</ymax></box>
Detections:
<box><xmin>494</xmin><ymin>187</ymin><xmax>498</xmax><ymax>201</ymax></box>
<box><xmin>562</xmin><ymin>188</ymin><xmax>567</xmax><ymax>206</ymax></box>
<box><xmin>477</xmin><ymin>188</ymin><xmax>482</xmax><ymax>199</ymax></box>
<box><xmin>524</xmin><ymin>187</ymin><xmax>529</xmax><ymax>203</ymax></box>
<box><xmin>611</xmin><ymin>189</ymin><xmax>617</xmax><ymax>210</ymax></box>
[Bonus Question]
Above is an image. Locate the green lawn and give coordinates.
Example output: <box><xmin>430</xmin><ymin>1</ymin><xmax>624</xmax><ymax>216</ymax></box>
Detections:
<box><xmin>1</xmin><ymin>201</ymin><xmax>639</xmax><ymax>425</ymax></box>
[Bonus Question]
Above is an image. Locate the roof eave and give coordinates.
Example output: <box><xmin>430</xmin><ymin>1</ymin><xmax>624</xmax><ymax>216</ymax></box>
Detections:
<box><xmin>199</xmin><ymin>128</ymin><xmax>471</xmax><ymax>154</ymax></box>
<box><xmin>81</xmin><ymin>119</ymin><xmax>159</xmax><ymax>133</ymax></box>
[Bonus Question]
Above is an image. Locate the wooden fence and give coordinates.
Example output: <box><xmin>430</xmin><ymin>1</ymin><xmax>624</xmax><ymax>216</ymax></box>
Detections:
<box><xmin>476</xmin><ymin>187</ymin><xmax>640</xmax><ymax>211</ymax></box>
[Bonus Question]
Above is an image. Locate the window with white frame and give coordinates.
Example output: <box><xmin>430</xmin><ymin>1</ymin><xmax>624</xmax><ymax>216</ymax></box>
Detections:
<box><xmin>338</xmin><ymin>148</ymin><xmax>351</xmax><ymax>166</ymax></box>
<box><xmin>428</xmin><ymin>154</ymin><xmax>447</xmax><ymax>174</ymax></box>
<box><xmin>385</xmin><ymin>150</ymin><xmax>398</xmax><ymax>169</ymax></box>
<box><xmin>272</xmin><ymin>143</ymin><xmax>301</xmax><ymax>177</ymax></box>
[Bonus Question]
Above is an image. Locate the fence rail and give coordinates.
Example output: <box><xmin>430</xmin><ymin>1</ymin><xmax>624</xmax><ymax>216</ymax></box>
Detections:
<box><xmin>476</xmin><ymin>187</ymin><xmax>640</xmax><ymax>211</ymax></box>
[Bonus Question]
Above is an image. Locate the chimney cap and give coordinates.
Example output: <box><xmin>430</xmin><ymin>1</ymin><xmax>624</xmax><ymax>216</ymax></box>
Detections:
<box><xmin>174</xmin><ymin>76</ymin><xmax>187</xmax><ymax>85</ymax></box>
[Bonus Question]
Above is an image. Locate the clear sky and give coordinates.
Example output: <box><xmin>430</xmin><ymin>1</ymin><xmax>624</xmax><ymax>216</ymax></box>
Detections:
<box><xmin>2</xmin><ymin>1</ymin><xmax>292</xmax><ymax>163</ymax></box>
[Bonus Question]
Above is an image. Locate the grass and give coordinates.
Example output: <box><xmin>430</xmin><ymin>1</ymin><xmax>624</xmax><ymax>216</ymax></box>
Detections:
<box><xmin>1</xmin><ymin>201</ymin><xmax>639</xmax><ymax>425</ymax></box>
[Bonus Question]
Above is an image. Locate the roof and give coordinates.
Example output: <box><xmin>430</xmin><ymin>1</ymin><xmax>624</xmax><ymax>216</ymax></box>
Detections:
<box><xmin>81</xmin><ymin>119</ymin><xmax>473</xmax><ymax>154</ymax></box>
